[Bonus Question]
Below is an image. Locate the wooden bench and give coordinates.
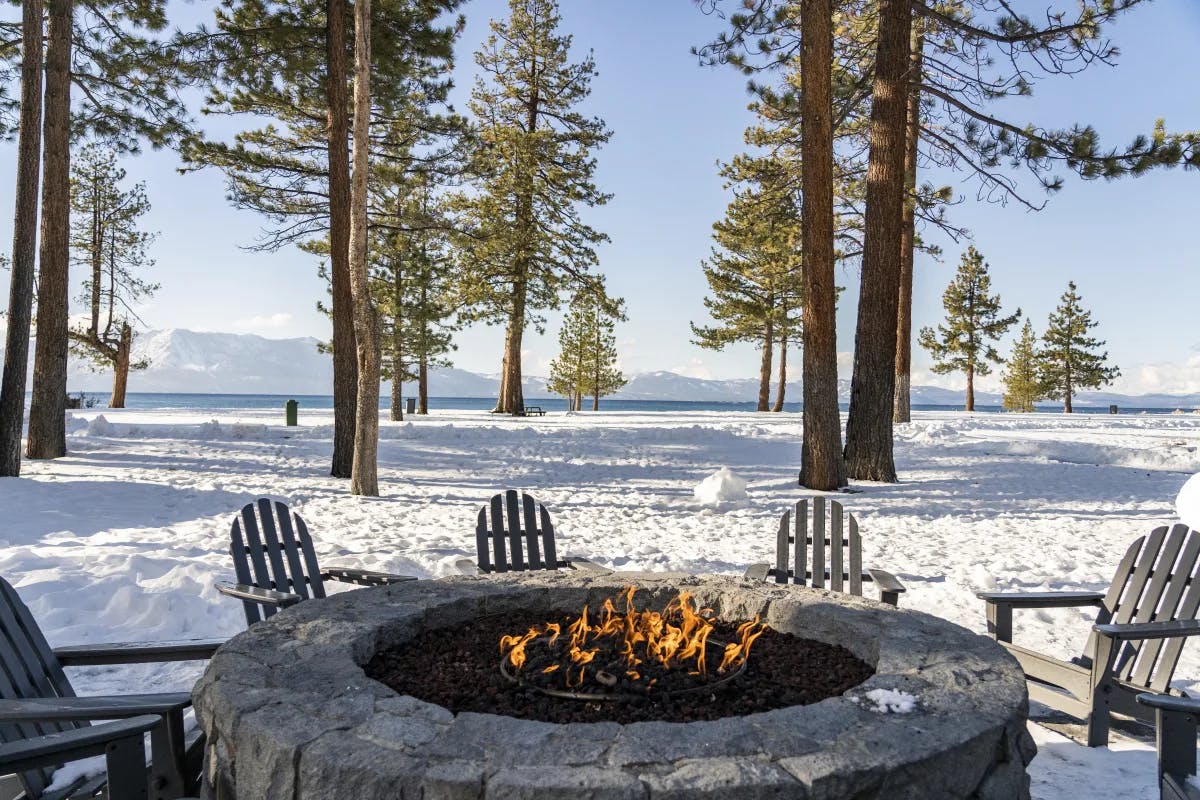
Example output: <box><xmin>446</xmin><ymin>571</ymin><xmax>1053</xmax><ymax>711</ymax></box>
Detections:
<box><xmin>522</xmin><ymin>406</ymin><xmax>546</xmax><ymax>417</ymax></box>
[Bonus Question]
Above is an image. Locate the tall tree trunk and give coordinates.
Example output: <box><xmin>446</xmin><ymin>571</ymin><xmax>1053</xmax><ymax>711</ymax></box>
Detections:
<box><xmin>501</xmin><ymin>279</ymin><xmax>527</xmax><ymax>415</ymax></box>
<box><xmin>110</xmin><ymin>324</ymin><xmax>131</xmax><ymax>409</ymax></box>
<box><xmin>27</xmin><ymin>0</ymin><xmax>73</xmax><ymax>461</ymax></box>
<box><xmin>773</xmin><ymin>329</ymin><xmax>787</xmax><ymax>412</ymax></box>
<box><xmin>893</xmin><ymin>27</ymin><xmax>924</xmax><ymax>425</ymax></box>
<box><xmin>0</xmin><ymin>0</ymin><xmax>44</xmax><ymax>477</ymax></box>
<box><xmin>348</xmin><ymin>0</ymin><xmax>379</xmax><ymax>496</ymax></box>
<box><xmin>328</xmin><ymin>0</ymin><xmax>357</xmax><ymax>478</ymax></box>
<box><xmin>494</xmin><ymin>321</ymin><xmax>510</xmax><ymax>413</ymax></box>
<box><xmin>799</xmin><ymin>0</ymin><xmax>846</xmax><ymax>490</ymax></box>
<box><xmin>418</xmin><ymin>352</ymin><xmax>429</xmax><ymax>414</ymax></box>
<box><xmin>1064</xmin><ymin>363</ymin><xmax>1073</xmax><ymax>413</ymax></box>
<box><xmin>843</xmin><ymin>0</ymin><xmax>912</xmax><ymax>483</ymax></box>
<box><xmin>757</xmin><ymin>317</ymin><xmax>774</xmax><ymax>412</ymax></box>
<box><xmin>390</xmin><ymin>257</ymin><xmax>403</xmax><ymax>422</ymax></box>
<box><xmin>965</xmin><ymin>366</ymin><xmax>975</xmax><ymax>412</ymax></box>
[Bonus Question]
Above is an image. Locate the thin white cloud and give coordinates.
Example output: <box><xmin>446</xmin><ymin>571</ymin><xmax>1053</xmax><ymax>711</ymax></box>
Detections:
<box><xmin>231</xmin><ymin>313</ymin><xmax>294</xmax><ymax>331</ymax></box>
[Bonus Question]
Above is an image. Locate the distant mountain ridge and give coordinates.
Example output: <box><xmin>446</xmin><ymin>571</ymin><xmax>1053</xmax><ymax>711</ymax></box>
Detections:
<box><xmin>49</xmin><ymin>328</ymin><xmax>1200</xmax><ymax>408</ymax></box>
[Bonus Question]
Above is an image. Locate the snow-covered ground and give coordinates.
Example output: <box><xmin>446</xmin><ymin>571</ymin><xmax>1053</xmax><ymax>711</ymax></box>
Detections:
<box><xmin>5</xmin><ymin>406</ymin><xmax>1200</xmax><ymax>798</ymax></box>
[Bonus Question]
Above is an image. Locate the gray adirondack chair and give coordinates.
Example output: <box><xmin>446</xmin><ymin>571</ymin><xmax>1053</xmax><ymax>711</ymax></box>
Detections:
<box><xmin>980</xmin><ymin>523</ymin><xmax>1200</xmax><ymax>747</ymax></box>
<box><xmin>0</xmin><ymin>576</ymin><xmax>221</xmax><ymax>800</ymax></box>
<box><xmin>744</xmin><ymin>497</ymin><xmax>907</xmax><ymax>606</ymax></box>
<box><xmin>215</xmin><ymin>499</ymin><xmax>417</xmax><ymax>626</ymax></box>
<box><xmin>1137</xmin><ymin>693</ymin><xmax>1200</xmax><ymax>800</ymax></box>
<box><xmin>458</xmin><ymin>490</ymin><xmax>606</xmax><ymax>574</ymax></box>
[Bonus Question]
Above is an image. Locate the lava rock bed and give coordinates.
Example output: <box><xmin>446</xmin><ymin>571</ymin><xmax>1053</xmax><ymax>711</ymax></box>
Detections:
<box><xmin>365</xmin><ymin>610</ymin><xmax>874</xmax><ymax>723</ymax></box>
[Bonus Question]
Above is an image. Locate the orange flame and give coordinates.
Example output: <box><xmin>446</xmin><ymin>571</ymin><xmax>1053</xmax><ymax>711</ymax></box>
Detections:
<box><xmin>499</xmin><ymin>588</ymin><xmax>765</xmax><ymax>690</ymax></box>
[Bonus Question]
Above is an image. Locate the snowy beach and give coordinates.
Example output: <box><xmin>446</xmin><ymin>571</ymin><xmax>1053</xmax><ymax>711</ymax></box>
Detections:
<box><xmin>4</xmin><ymin>406</ymin><xmax>1199</xmax><ymax>797</ymax></box>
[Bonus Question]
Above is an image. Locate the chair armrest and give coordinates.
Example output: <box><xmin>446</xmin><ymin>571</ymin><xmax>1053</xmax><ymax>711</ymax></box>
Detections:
<box><xmin>322</xmin><ymin>567</ymin><xmax>418</xmax><ymax>587</ymax></box>
<box><xmin>1093</xmin><ymin>619</ymin><xmax>1200</xmax><ymax>642</ymax></box>
<box><xmin>0</xmin><ymin>715</ymin><xmax>160</xmax><ymax>775</ymax></box>
<box><xmin>977</xmin><ymin>591</ymin><xmax>1105</xmax><ymax>609</ymax></box>
<box><xmin>0</xmin><ymin>693</ymin><xmax>192</xmax><ymax>723</ymax></box>
<box><xmin>1137</xmin><ymin>693</ymin><xmax>1200</xmax><ymax>714</ymax></box>
<box><xmin>866</xmin><ymin>569</ymin><xmax>906</xmax><ymax>594</ymax></box>
<box><xmin>54</xmin><ymin>639</ymin><xmax>224</xmax><ymax>666</ymax></box>
<box><xmin>866</xmin><ymin>568</ymin><xmax>906</xmax><ymax>607</ymax></box>
<box><xmin>215</xmin><ymin>581</ymin><xmax>302</xmax><ymax>608</ymax></box>
<box><xmin>744</xmin><ymin>563</ymin><xmax>771</xmax><ymax>582</ymax></box>
<box><xmin>564</xmin><ymin>557</ymin><xmax>609</xmax><ymax>574</ymax></box>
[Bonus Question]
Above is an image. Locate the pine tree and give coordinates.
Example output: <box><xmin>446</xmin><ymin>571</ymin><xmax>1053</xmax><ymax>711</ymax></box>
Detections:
<box><xmin>547</xmin><ymin>285</ymin><xmax>626</xmax><ymax>411</ymax></box>
<box><xmin>453</xmin><ymin>0</ymin><xmax>611</xmax><ymax>416</ymax></box>
<box><xmin>185</xmin><ymin>0</ymin><xmax>466</xmax><ymax>476</ymax></box>
<box><xmin>918</xmin><ymin>246</ymin><xmax>1020</xmax><ymax>411</ymax></box>
<box><xmin>372</xmin><ymin>175</ymin><xmax>458</xmax><ymax>420</ymax></box>
<box><xmin>1002</xmin><ymin>320</ymin><xmax>1044</xmax><ymax>413</ymax></box>
<box><xmin>692</xmin><ymin>156</ymin><xmax>801</xmax><ymax>412</ymax></box>
<box><xmin>0</xmin><ymin>0</ymin><xmax>44</xmax><ymax>477</ymax></box>
<box><xmin>66</xmin><ymin>145</ymin><xmax>158</xmax><ymax>408</ymax></box>
<box><xmin>1039</xmin><ymin>281</ymin><xmax>1119</xmax><ymax>414</ymax></box>
<box><xmin>25</xmin><ymin>0</ymin><xmax>200</xmax><ymax>460</ymax></box>
<box><xmin>547</xmin><ymin>293</ymin><xmax>591</xmax><ymax>411</ymax></box>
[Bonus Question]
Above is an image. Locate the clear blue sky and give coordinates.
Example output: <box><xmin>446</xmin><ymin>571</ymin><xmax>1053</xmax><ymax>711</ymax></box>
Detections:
<box><xmin>0</xmin><ymin>0</ymin><xmax>1197</xmax><ymax>395</ymax></box>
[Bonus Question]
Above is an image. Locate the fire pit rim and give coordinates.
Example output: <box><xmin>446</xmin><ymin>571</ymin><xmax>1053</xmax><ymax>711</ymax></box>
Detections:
<box><xmin>193</xmin><ymin>572</ymin><xmax>1035</xmax><ymax>800</ymax></box>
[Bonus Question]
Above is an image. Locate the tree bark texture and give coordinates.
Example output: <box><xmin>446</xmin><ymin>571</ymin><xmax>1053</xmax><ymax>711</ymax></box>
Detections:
<box><xmin>893</xmin><ymin>27</ymin><xmax>923</xmax><ymax>425</ymax></box>
<box><xmin>798</xmin><ymin>0</ymin><xmax>846</xmax><ymax>490</ymax></box>
<box><xmin>773</xmin><ymin>329</ymin><xmax>787</xmax><ymax>412</ymax></box>
<box><xmin>0</xmin><ymin>0</ymin><xmax>45</xmax><ymax>476</ymax></box>
<box><xmin>27</xmin><ymin>0</ymin><xmax>73</xmax><ymax>461</ymax></box>
<box><xmin>328</xmin><ymin>0</ymin><xmax>357</xmax><ymax>478</ymax></box>
<box><xmin>418</xmin><ymin>354</ymin><xmax>429</xmax><ymax>414</ymax></box>
<box><xmin>757</xmin><ymin>317</ymin><xmax>774</xmax><ymax>412</ymax></box>
<box><xmin>843</xmin><ymin>0</ymin><xmax>912</xmax><ymax>483</ymax></box>
<box><xmin>501</xmin><ymin>279</ymin><xmax>527</xmax><ymax>414</ymax></box>
<box><xmin>109</xmin><ymin>323</ymin><xmax>131</xmax><ymax>408</ymax></box>
<box><xmin>348</xmin><ymin>0</ymin><xmax>379</xmax><ymax>496</ymax></box>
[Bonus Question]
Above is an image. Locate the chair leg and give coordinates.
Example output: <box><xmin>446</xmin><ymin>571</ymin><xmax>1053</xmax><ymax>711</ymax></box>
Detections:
<box><xmin>1156</xmin><ymin>706</ymin><xmax>1198</xmax><ymax>788</ymax></box>
<box><xmin>148</xmin><ymin>710</ymin><xmax>187</xmax><ymax>800</ymax></box>
<box><xmin>985</xmin><ymin>601</ymin><xmax>1013</xmax><ymax>643</ymax></box>
<box><xmin>105</xmin><ymin>732</ymin><xmax>150</xmax><ymax>800</ymax></box>
<box><xmin>1086</xmin><ymin>635</ymin><xmax>1116</xmax><ymax>747</ymax></box>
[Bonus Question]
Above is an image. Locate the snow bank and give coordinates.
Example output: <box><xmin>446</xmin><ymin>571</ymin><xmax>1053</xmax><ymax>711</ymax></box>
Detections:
<box><xmin>86</xmin><ymin>414</ymin><xmax>115</xmax><ymax>436</ymax></box>
<box><xmin>693</xmin><ymin>467</ymin><xmax>748</xmax><ymax>506</ymax></box>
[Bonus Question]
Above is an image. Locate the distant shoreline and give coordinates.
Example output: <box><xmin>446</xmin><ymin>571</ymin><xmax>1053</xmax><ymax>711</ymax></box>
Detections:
<box><xmin>57</xmin><ymin>392</ymin><xmax>1199</xmax><ymax>415</ymax></box>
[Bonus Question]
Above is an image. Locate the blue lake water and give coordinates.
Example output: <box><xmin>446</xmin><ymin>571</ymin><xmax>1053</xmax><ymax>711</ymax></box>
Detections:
<box><xmin>65</xmin><ymin>392</ymin><xmax>1187</xmax><ymax>416</ymax></box>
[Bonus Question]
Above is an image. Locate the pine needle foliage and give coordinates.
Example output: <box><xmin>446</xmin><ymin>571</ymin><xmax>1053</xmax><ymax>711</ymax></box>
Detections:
<box><xmin>1001</xmin><ymin>319</ymin><xmax>1045</xmax><ymax>413</ymax></box>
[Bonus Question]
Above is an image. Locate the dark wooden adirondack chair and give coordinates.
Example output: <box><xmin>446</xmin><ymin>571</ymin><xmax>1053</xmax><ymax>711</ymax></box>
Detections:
<box><xmin>744</xmin><ymin>497</ymin><xmax>907</xmax><ymax>606</ymax></box>
<box><xmin>215</xmin><ymin>498</ymin><xmax>417</xmax><ymax>626</ymax></box>
<box><xmin>1137</xmin><ymin>693</ymin><xmax>1200</xmax><ymax>800</ymax></box>
<box><xmin>0</xmin><ymin>576</ymin><xmax>221</xmax><ymax>800</ymax></box>
<box><xmin>980</xmin><ymin>523</ymin><xmax>1200</xmax><ymax>747</ymax></box>
<box><xmin>459</xmin><ymin>490</ymin><xmax>606</xmax><ymax>574</ymax></box>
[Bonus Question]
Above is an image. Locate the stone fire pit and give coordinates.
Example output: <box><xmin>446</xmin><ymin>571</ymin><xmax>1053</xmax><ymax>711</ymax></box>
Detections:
<box><xmin>194</xmin><ymin>572</ymin><xmax>1034</xmax><ymax>799</ymax></box>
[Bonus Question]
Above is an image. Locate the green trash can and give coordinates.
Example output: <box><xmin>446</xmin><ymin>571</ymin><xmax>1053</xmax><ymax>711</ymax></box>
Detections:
<box><xmin>285</xmin><ymin>399</ymin><xmax>298</xmax><ymax>426</ymax></box>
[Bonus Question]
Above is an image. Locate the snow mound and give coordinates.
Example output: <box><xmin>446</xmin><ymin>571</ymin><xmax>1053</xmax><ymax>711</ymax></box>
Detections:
<box><xmin>860</xmin><ymin>688</ymin><xmax>918</xmax><ymax>714</ymax></box>
<box><xmin>230</xmin><ymin>423</ymin><xmax>268</xmax><ymax>440</ymax></box>
<box><xmin>1177</xmin><ymin>473</ymin><xmax>1200</xmax><ymax>530</ymax></box>
<box><xmin>86</xmin><ymin>415</ymin><xmax>115</xmax><ymax>436</ymax></box>
<box><xmin>693</xmin><ymin>467</ymin><xmax>748</xmax><ymax>506</ymax></box>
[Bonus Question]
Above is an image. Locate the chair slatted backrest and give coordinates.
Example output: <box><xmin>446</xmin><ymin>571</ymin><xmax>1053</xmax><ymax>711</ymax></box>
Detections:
<box><xmin>230</xmin><ymin>499</ymin><xmax>327</xmax><ymax>625</ymax></box>
<box><xmin>769</xmin><ymin>497</ymin><xmax>864</xmax><ymax>597</ymax></box>
<box><xmin>476</xmin><ymin>490</ymin><xmax>562</xmax><ymax>573</ymax></box>
<box><xmin>0</xmin><ymin>577</ymin><xmax>80</xmax><ymax>798</ymax></box>
<box><xmin>1085</xmin><ymin>524</ymin><xmax>1200</xmax><ymax>691</ymax></box>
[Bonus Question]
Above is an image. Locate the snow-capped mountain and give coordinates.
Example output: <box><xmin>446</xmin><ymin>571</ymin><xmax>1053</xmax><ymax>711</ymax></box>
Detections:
<box><xmin>47</xmin><ymin>329</ymin><xmax>1200</xmax><ymax>408</ymax></box>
